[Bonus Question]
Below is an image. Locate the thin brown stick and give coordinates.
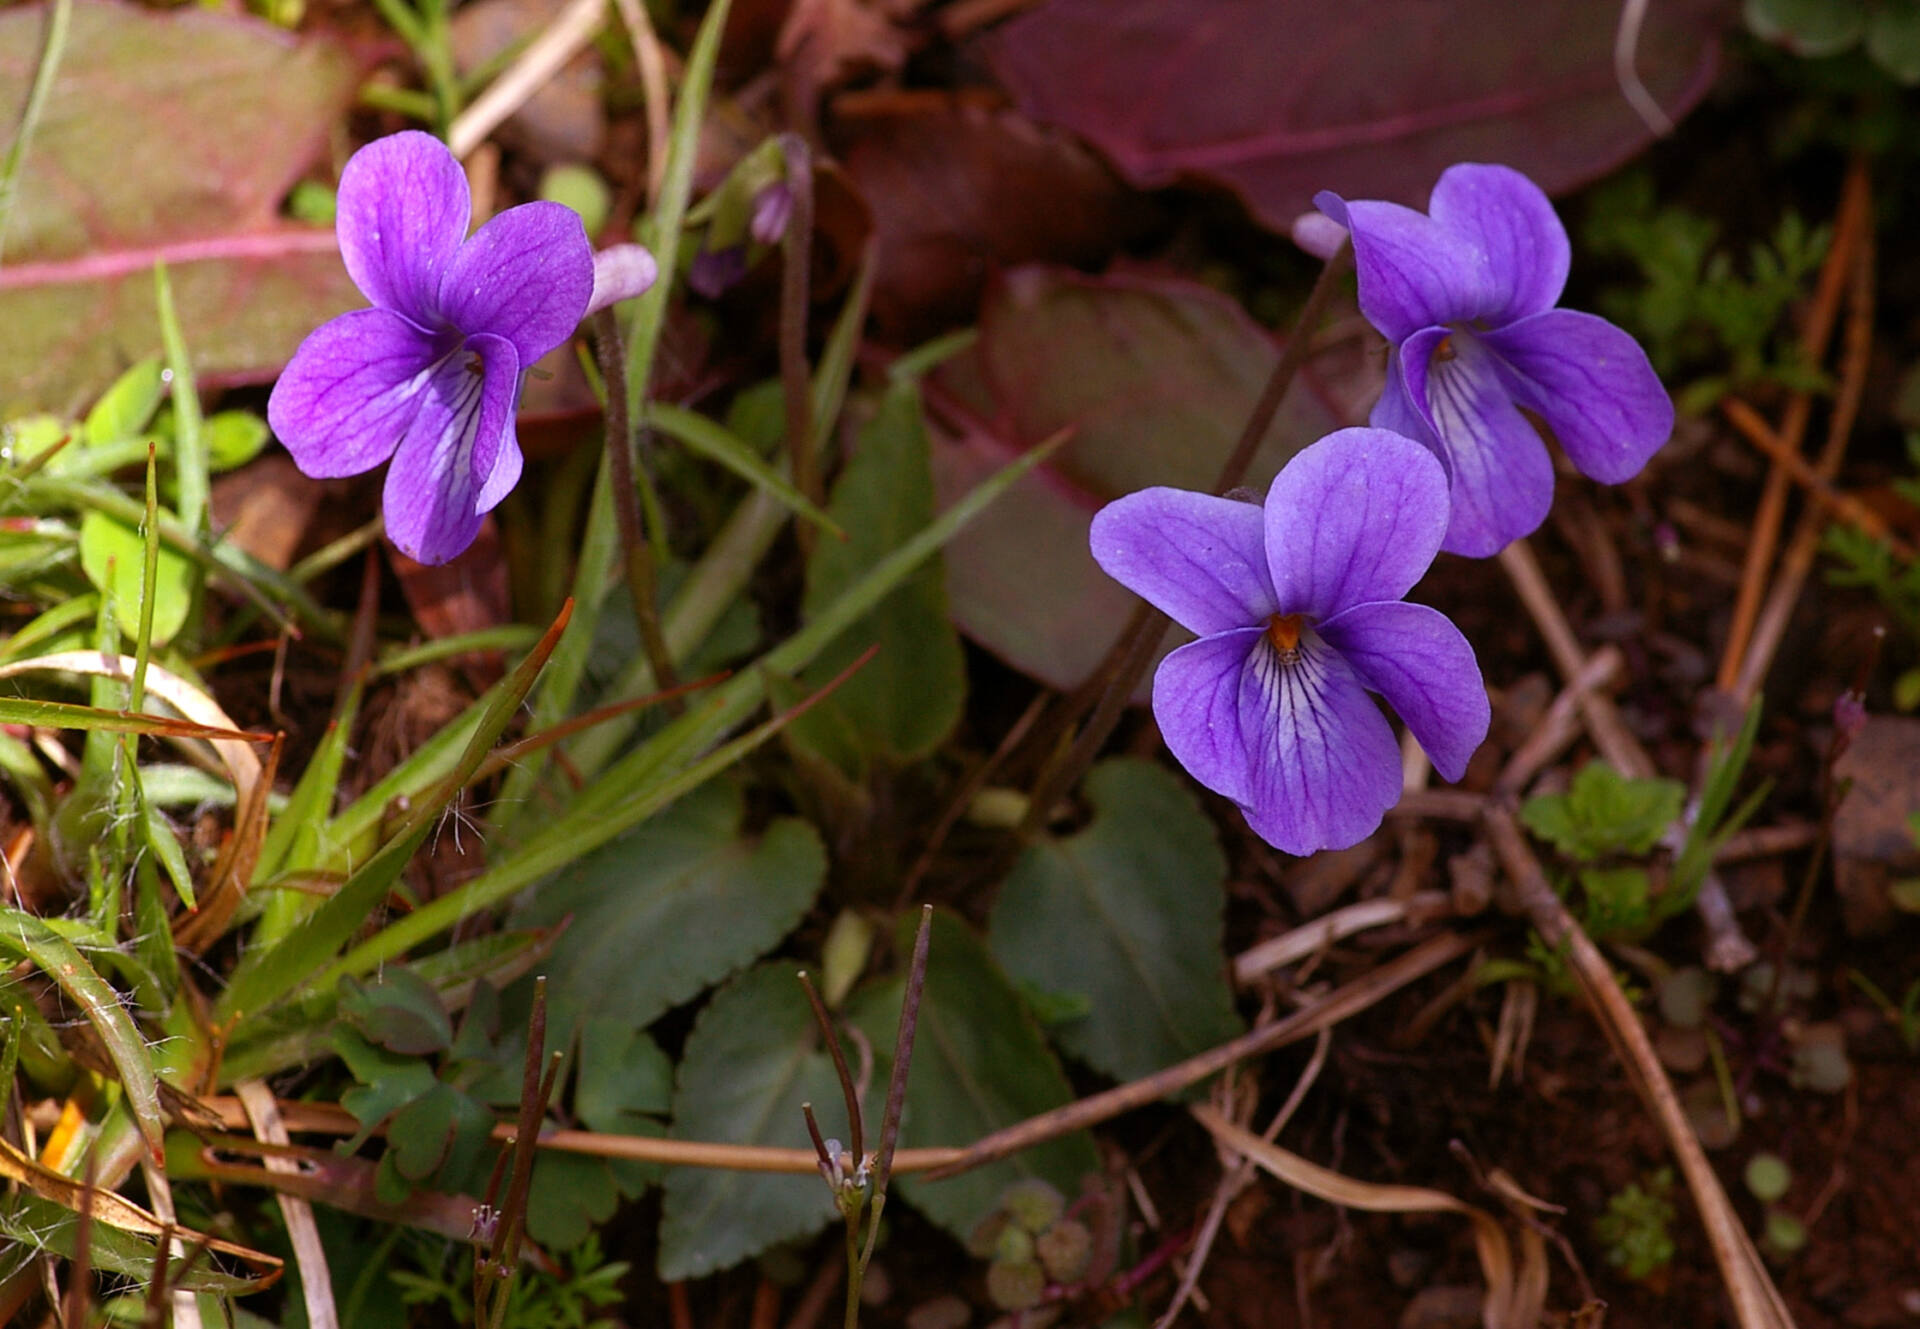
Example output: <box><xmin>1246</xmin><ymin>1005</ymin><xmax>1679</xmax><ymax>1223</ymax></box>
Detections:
<box><xmin>1482</xmin><ymin>804</ymin><xmax>1793</xmax><ymax>1329</ymax></box>
<box><xmin>237</xmin><ymin>1080</ymin><xmax>338</xmax><ymax>1329</ymax></box>
<box><xmin>1733</xmin><ymin>182</ymin><xmax>1877</xmax><ymax>705</ymax></box>
<box><xmin>1716</xmin><ymin>159</ymin><xmax>1870</xmax><ymax>693</ymax></box>
<box><xmin>608</xmin><ymin>0</ymin><xmax>670</xmax><ymax>207</ymax></box>
<box><xmin>1720</xmin><ymin>397</ymin><xmax>1910</xmax><ymax>559</ymax></box>
<box><xmin>1496</xmin><ymin>646</ymin><xmax>1625</xmax><ymax>795</ymax></box>
<box><xmin>1497</xmin><ymin>540</ymin><xmax>1650</xmax><ymax>779</ymax></box>
<box><xmin>925</xmin><ymin>927</ymin><xmax>1480</xmax><ymax>1181</ymax></box>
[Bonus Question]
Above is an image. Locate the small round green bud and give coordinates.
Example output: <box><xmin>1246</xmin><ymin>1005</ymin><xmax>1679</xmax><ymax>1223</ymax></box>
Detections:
<box><xmin>1743</xmin><ymin>1153</ymin><xmax>1791</xmax><ymax>1205</ymax></box>
<box><xmin>985</xmin><ymin>1258</ymin><xmax>1045</xmax><ymax>1312</ymax></box>
<box><xmin>992</xmin><ymin>1223</ymin><xmax>1034</xmax><ymax>1266</ymax></box>
<box><xmin>1001</xmin><ymin>1178</ymin><xmax>1065</xmax><ymax>1234</ymax></box>
<box><xmin>539</xmin><ymin>163</ymin><xmax>612</xmax><ymax>237</ymax></box>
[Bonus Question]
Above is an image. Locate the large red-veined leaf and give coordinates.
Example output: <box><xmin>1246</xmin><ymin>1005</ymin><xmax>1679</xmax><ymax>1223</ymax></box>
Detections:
<box><xmin>929</xmin><ymin>265</ymin><xmax>1374</xmax><ymax>691</ymax></box>
<box><xmin>985</xmin><ymin>0</ymin><xmax>1727</xmax><ymax>232</ymax></box>
<box><xmin>0</xmin><ymin>0</ymin><xmax>360</xmax><ymax>415</ymax></box>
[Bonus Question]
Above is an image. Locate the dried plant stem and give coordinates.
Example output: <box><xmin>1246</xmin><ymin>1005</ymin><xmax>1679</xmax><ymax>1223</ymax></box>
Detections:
<box><xmin>1732</xmin><ymin>188</ymin><xmax>1876</xmax><ymax>706</ymax></box>
<box><xmin>1155</xmin><ymin>1028</ymin><xmax>1332</xmax><ymax>1329</ymax></box>
<box><xmin>1232</xmin><ymin>891</ymin><xmax>1451</xmax><ymax>984</ymax></box>
<box><xmin>1481</xmin><ymin>805</ymin><xmax>1794</xmax><ymax>1329</ymax></box>
<box><xmin>1018</xmin><ymin>242</ymin><xmax>1354</xmax><ymax>836</ymax></box>
<box><xmin>237</xmin><ymin>1080</ymin><xmax>339</xmax><ymax>1329</ymax></box>
<box><xmin>780</xmin><ymin>133</ymin><xmax>820</xmax><ymax>554</ymax></box>
<box><xmin>447</xmin><ymin>0</ymin><xmax>606</xmax><ymax>158</ymax></box>
<box><xmin>1497</xmin><ymin>539</ymin><xmax>1756</xmax><ymax>970</ymax></box>
<box><xmin>924</xmin><ymin>927</ymin><xmax>1479</xmax><ymax>1181</ymax></box>
<box><xmin>1496</xmin><ymin>646</ymin><xmax>1625</xmax><ymax>794</ymax></box>
<box><xmin>609</xmin><ymin>0</ymin><xmax>671</xmax><ymax>206</ymax></box>
<box><xmin>1716</xmin><ymin>159</ymin><xmax>1869</xmax><ymax>694</ymax></box>
<box><xmin>1497</xmin><ymin>540</ymin><xmax>1649</xmax><ymax>779</ymax></box>
<box><xmin>1720</xmin><ymin>398</ymin><xmax>1910</xmax><ymax>559</ymax></box>
<box><xmin>590</xmin><ymin>307</ymin><xmax>680</xmax><ymax>697</ymax></box>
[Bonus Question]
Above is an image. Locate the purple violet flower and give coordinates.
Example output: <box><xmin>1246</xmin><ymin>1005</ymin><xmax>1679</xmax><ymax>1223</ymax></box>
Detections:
<box><xmin>1316</xmin><ymin>163</ymin><xmax>1674</xmax><ymax>558</ymax></box>
<box><xmin>1090</xmin><ymin>428</ymin><xmax>1490</xmax><ymax>856</ymax></box>
<box><xmin>268</xmin><ymin>131</ymin><xmax>601</xmax><ymax>565</ymax></box>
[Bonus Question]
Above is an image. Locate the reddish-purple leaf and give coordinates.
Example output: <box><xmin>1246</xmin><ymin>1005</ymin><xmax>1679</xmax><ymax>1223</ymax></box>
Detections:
<box><xmin>985</xmin><ymin>0</ymin><xmax>1726</xmax><ymax>232</ymax></box>
<box><xmin>929</xmin><ymin>266</ymin><xmax>1374</xmax><ymax>691</ymax></box>
<box><xmin>0</xmin><ymin>0</ymin><xmax>361</xmax><ymax>414</ymax></box>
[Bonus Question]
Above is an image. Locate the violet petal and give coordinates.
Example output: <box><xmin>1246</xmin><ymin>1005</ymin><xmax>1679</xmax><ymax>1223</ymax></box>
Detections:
<box><xmin>1090</xmin><ymin>487</ymin><xmax>1278</xmax><ymax>636</ymax></box>
<box><xmin>1152</xmin><ymin>627</ymin><xmax>1265</xmax><ymax>809</ymax></box>
<box><xmin>1481</xmin><ymin>308</ymin><xmax>1675</xmax><ymax>484</ymax></box>
<box><xmin>1427</xmin><ymin>163</ymin><xmax>1569</xmax><ymax>326</ymax></box>
<box><xmin>1313</xmin><ymin>190</ymin><xmax>1490</xmax><ymax>343</ymax></box>
<box><xmin>382</xmin><ymin>333</ymin><xmax>520</xmax><ymax>564</ymax></box>
<box><xmin>1238</xmin><ymin>635</ymin><xmax>1403</xmax><ymax>856</ymax></box>
<box><xmin>438</xmin><ymin>201</ymin><xmax>594</xmax><ymax>364</ymax></box>
<box><xmin>1318</xmin><ymin>600</ymin><xmax>1489</xmax><ymax>782</ymax></box>
<box><xmin>335</xmin><ymin>131</ymin><xmax>471</xmax><ymax>322</ymax></box>
<box><xmin>267</xmin><ymin>307</ymin><xmax>438</xmax><ymax>479</ymax></box>
<box><xmin>1262</xmin><ymin>428</ymin><xmax>1449</xmax><ymax>620</ymax></box>
<box><xmin>1400</xmin><ymin>327</ymin><xmax>1555</xmax><ymax>557</ymax></box>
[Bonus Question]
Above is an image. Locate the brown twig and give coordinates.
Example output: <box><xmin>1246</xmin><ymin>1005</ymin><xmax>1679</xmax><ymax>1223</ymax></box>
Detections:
<box><xmin>1716</xmin><ymin>159</ymin><xmax>1870</xmax><ymax>694</ymax></box>
<box><xmin>1732</xmin><ymin>177</ymin><xmax>1877</xmax><ymax>705</ymax></box>
<box><xmin>924</xmin><ymin>927</ymin><xmax>1479</xmax><ymax>1181</ymax></box>
<box><xmin>1481</xmin><ymin>803</ymin><xmax>1793</xmax><ymax>1328</ymax></box>
<box><xmin>1720</xmin><ymin>397</ymin><xmax>1911</xmax><ymax>560</ymax></box>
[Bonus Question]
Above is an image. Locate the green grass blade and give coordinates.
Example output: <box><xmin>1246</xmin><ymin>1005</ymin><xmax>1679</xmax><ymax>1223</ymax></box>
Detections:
<box><xmin>644</xmin><ymin>403</ymin><xmax>844</xmax><ymax>537</ymax></box>
<box><xmin>254</xmin><ymin>684</ymin><xmax>361</xmax><ymax>888</ymax></box>
<box><xmin>0</xmin><ymin>0</ymin><xmax>71</xmax><ymax>265</ymax></box>
<box><xmin>216</xmin><ymin>602</ymin><xmax>573</xmax><ymax>1025</ymax></box>
<box><xmin>0</xmin><ymin>907</ymin><xmax>163</xmax><ymax>1157</ymax></box>
<box><xmin>153</xmin><ymin>263</ymin><xmax>208</xmax><ymax>535</ymax></box>
<box><xmin>331</xmin><ymin>432</ymin><xmax>1061</xmax><ymax>972</ymax></box>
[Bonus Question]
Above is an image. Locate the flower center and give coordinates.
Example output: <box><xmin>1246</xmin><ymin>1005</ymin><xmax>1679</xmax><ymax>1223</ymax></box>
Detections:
<box><xmin>465</xmin><ymin>352</ymin><xmax>485</xmax><ymax>378</ymax></box>
<box><xmin>1432</xmin><ymin>334</ymin><xmax>1456</xmax><ymax>364</ymax></box>
<box><xmin>1265</xmin><ymin>612</ymin><xmax>1305</xmax><ymax>663</ymax></box>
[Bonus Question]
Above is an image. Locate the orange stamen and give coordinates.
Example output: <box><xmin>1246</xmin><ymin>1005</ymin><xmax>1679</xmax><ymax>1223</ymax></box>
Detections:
<box><xmin>1432</xmin><ymin>334</ymin><xmax>1456</xmax><ymax>363</ymax></box>
<box><xmin>1265</xmin><ymin>613</ymin><xmax>1303</xmax><ymax>655</ymax></box>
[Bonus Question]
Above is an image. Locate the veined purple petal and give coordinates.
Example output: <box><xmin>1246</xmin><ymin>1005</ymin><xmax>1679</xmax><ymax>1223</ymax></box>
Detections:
<box><xmin>1262</xmin><ymin>428</ymin><xmax>1449</xmax><ymax>620</ymax></box>
<box><xmin>1091</xmin><ymin>488</ymin><xmax>1277</xmax><ymax>636</ymax></box>
<box><xmin>1152</xmin><ymin>627</ymin><xmax>1266</xmax><ymax>808</ymax></box>
<box><xmin>1427</xmin><ymin>164</ymin><xmax>1569</xmax><ymax>326</ymax></box>
<box><xmin>1368</xmin><ymin>347</ymin><xmax>1447</xmax><ymax>474</ymax></box>
<box><xmin>1481</xmin><ymin>309</ymin><xmax>1674</xmax><ymax>484</ymax></box>
<box><xmin>438</xmin><ymin>201</ymin><xmax>593</xmax><ymax>364</ymax></box>
<box><xmin>1153</xmin><ymin>629</ymin><xmax>1402</xmax><ymax>855</ymax></box>
<box><xmin>382</xmin><ymin>333</ymin><xmax>520</xmax><ymax>564</ymax></box>
<box><xmin>1319</xmin><ymin>601</ymin><xmax>1489</xmax><ymax>782</ymax></box>
<box><xmin>268</xmin><ymin>308</ymin><xmax>441</xmax><ymax>479</ymax></box>
<box><xmin>1314</xmin><ymin>190</ymin><xmax>1490</xmax><ymax>343</ymax></box>
<box><xmin>1401</xmin><ymin>327</ymin><xmax>1555</xmax><ymax>557</ymax></box>
<box><xmin>1240</xmin><ymin>635</ymin><xmax>1403</xmax><ymax>856</ymax></box>
<box><xmin>336</xmin><ymin>131</ymin><xmax>471</xmax><ymax>322</ymax></box>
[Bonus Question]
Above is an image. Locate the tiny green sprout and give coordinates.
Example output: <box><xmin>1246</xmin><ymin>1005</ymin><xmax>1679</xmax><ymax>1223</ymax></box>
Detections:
<box><xmin>1595</xmin><ymin>1168</ymin><xmax>1677</xmax><ymax>1281</ymax></box>
<box><xmin>1744</xmin><ymin>1153</ymin><xmax>1792</xmax><ymax>1205</ymax></box>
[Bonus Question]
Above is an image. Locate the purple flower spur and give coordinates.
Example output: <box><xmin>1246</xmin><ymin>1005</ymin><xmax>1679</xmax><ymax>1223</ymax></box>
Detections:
<box><xmin>1316</xmin><ymin>163</ymin><xmax>1674</xmax><ymax>557</ymax></box>
<box><xmin>1090</xmin><ymin>429</ymin><xmax>1490</xmax><ymax>856</ymax></box>
<box><xmin>268</xmin><ymin>131</ymin><xmax>599</xmax><ymax>565</ymax></box>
